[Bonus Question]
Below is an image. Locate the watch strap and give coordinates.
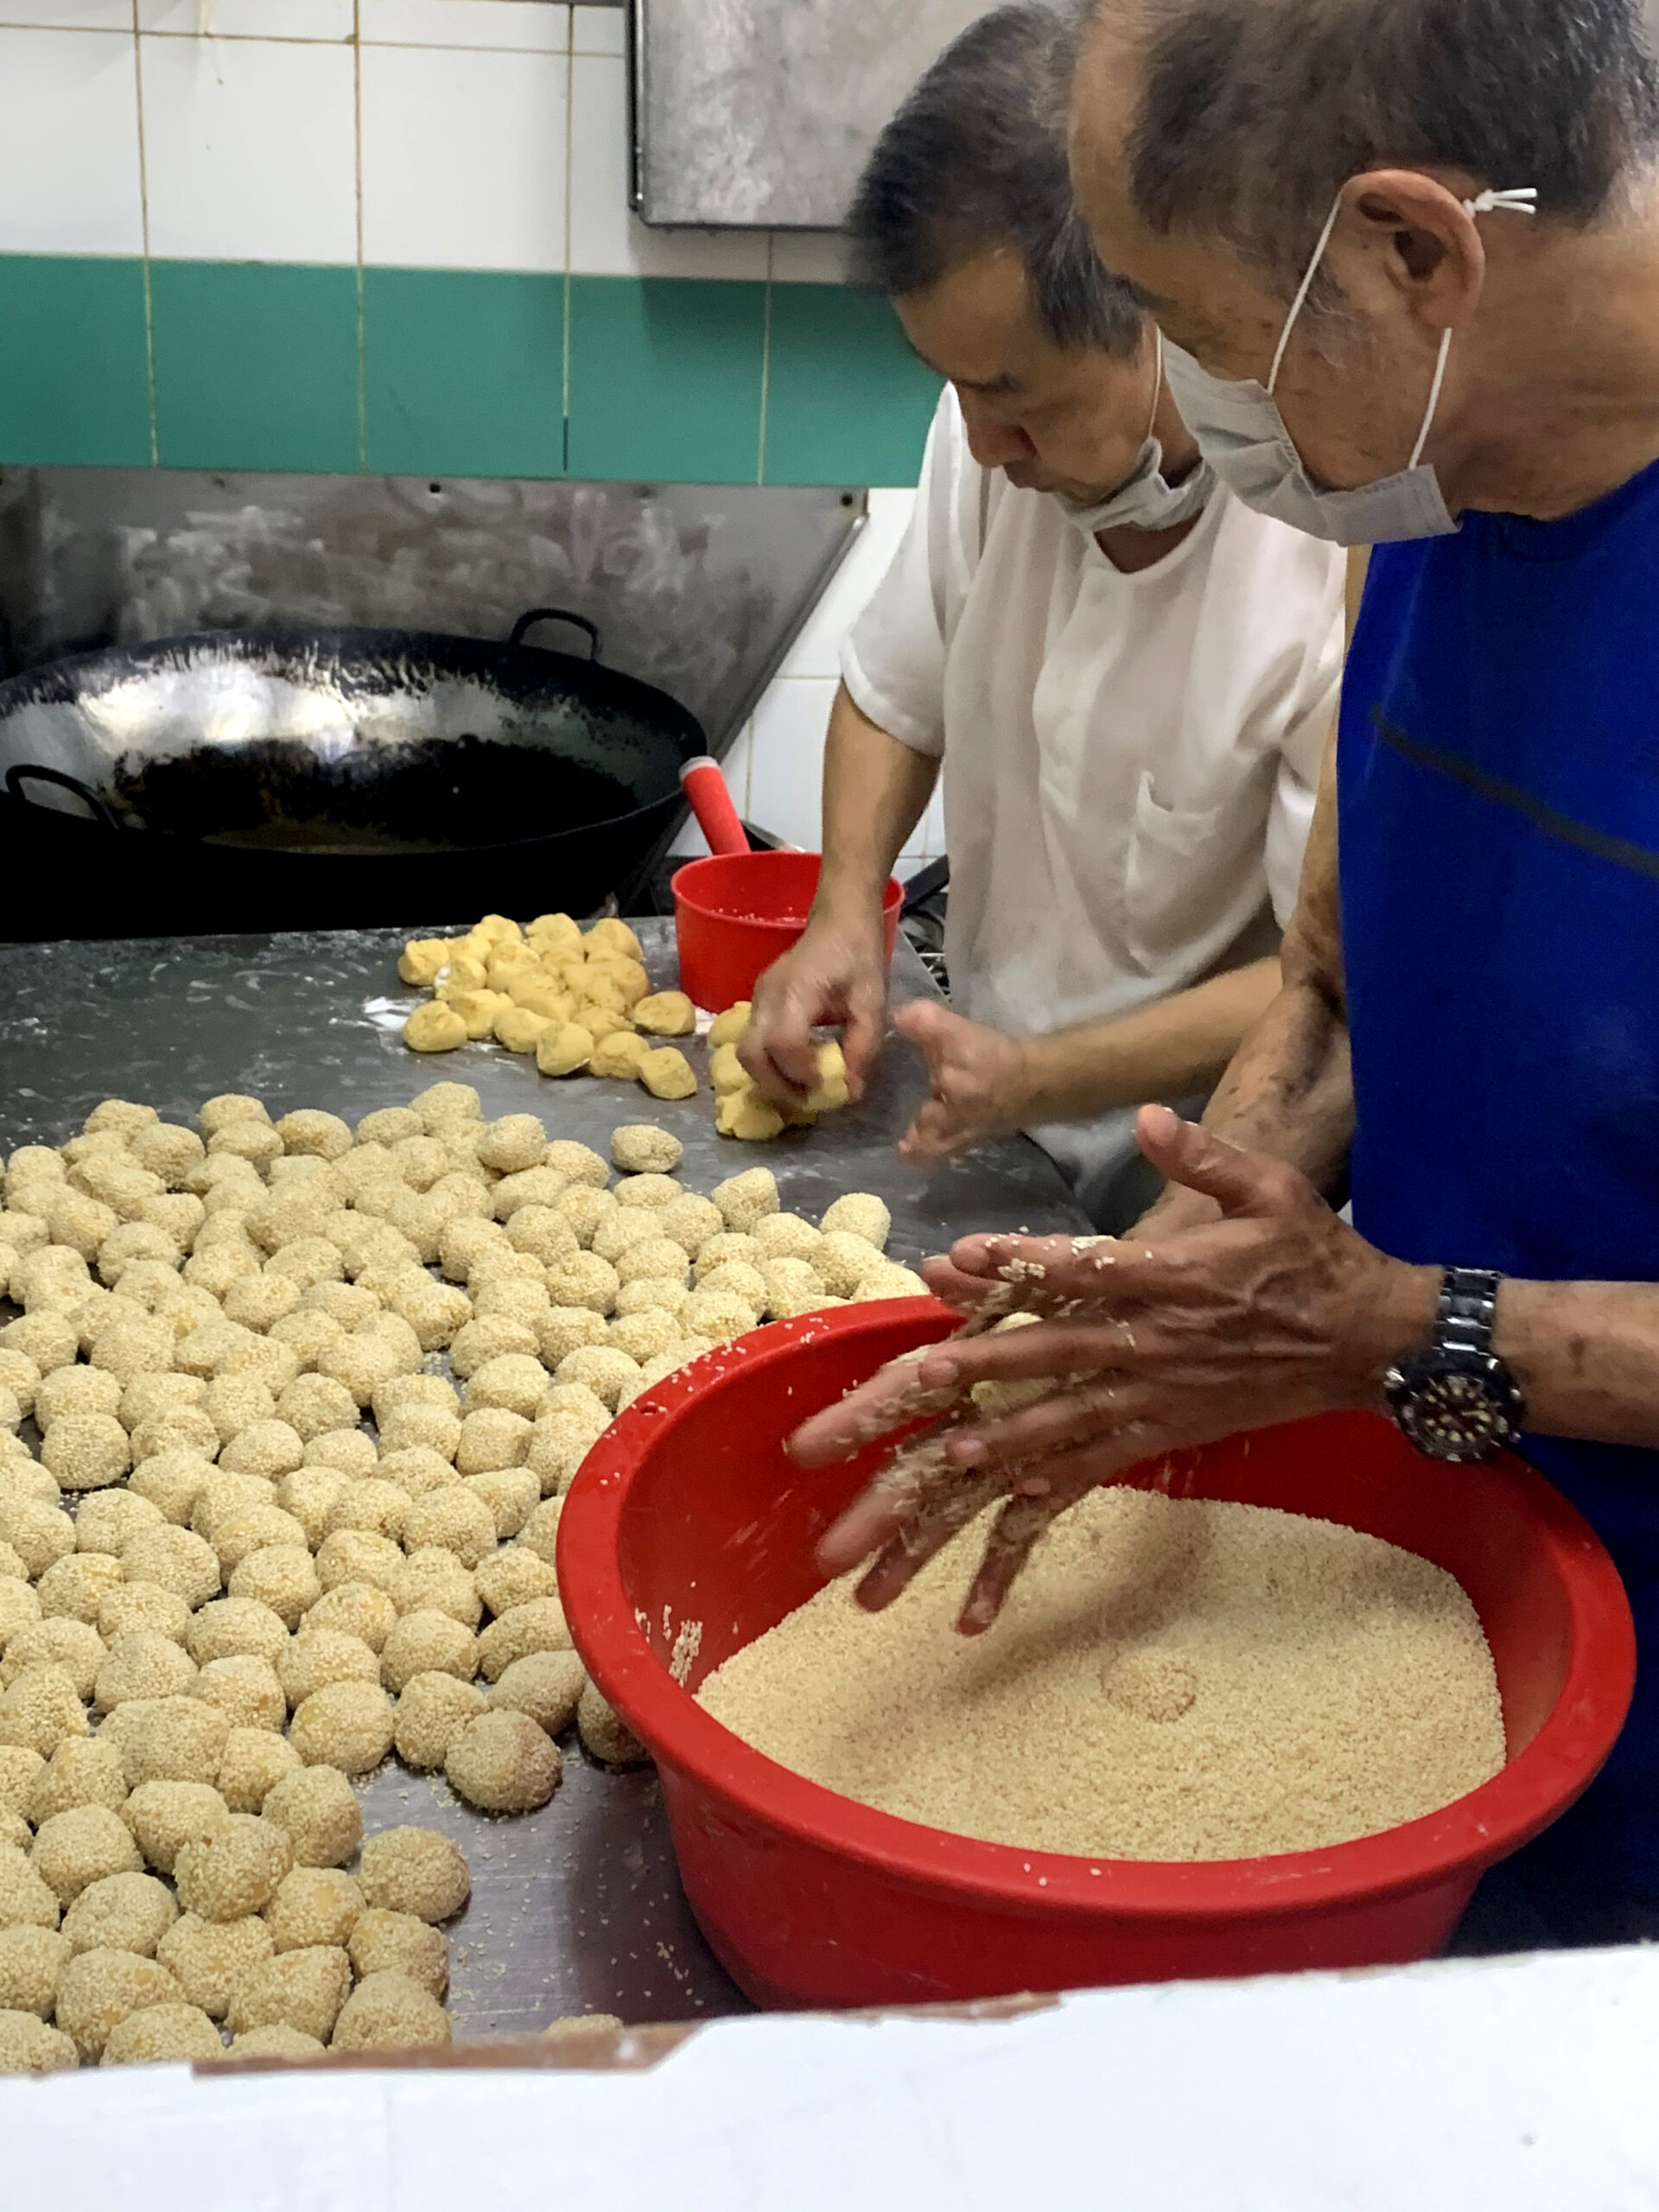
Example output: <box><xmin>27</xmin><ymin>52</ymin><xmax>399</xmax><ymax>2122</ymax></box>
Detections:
<box><xmin>1436</xmin><ymin>1268</ymin><xmax>1502</xmax><ymax>1358</ymax></box>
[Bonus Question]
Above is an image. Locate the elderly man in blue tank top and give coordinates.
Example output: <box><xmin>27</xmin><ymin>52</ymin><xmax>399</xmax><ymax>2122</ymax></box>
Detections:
<box><xmin>786</xmin><ymin>0</ymin><xmax>1659</xmax><ymax>1942</ymax></box>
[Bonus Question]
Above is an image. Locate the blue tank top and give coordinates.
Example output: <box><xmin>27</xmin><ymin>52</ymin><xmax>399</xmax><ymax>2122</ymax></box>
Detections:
<box><xmin>1340</xmin><ymin>456</ymin><xmax>1659</xmax><ymax>1903</ymax></box>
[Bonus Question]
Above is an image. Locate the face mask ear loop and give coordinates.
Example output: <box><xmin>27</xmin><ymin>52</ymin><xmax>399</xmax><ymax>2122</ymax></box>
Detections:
<box><xmin>1268</xmin><ymin>192</ymin><xmax>1346</xmax><ymax>394</ymax></box>
<box><xmin>1143</xmin><ymin>325</ymin><xmax>1164</xmax><ymax>445</ymax></box>
<box><xmin>1408</xmin><ymin>327</ymin><xmax>1454</xmax><ymax>469</ymax></box>
<box><xmin>1404</xmin><ymin>189</ymin><xmax>1533</xmax><ymax>469</ymax></box>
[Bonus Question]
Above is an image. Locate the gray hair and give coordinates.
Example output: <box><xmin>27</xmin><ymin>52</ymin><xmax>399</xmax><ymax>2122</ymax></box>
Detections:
<box><xmin>1104</xmin><ymin>0</ymin><xmax>1659</xmax><ymax>294</ymax></box>
<box><xmin>848</xmin><ymin>3</ymin><xmax>1145</xmax><ymax>356</ymax></box>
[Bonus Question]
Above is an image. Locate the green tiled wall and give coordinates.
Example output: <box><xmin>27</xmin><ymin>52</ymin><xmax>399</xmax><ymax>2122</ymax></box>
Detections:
<box><xmin>0</xmin><ymin>255</ymin><xmax>942</xmax><ymax>486</ymax></box>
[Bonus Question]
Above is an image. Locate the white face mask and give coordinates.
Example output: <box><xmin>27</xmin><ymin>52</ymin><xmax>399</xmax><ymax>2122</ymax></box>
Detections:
<box><xmin>1054</xmin><ymin>328</ymin><xmax>1216</xmax><ymax>537</ymax></box>
<box><xmin>1160</xmin><ymin>185</ymin><xmax>1536</xmax><ymax>545</ymax></box>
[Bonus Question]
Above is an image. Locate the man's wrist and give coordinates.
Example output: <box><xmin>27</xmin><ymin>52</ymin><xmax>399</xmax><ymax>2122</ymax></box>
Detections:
<box><xmin>1339</xmin><ymin>1258</ymin><xmax>1440</xmax><ymax>1408</ymax></box>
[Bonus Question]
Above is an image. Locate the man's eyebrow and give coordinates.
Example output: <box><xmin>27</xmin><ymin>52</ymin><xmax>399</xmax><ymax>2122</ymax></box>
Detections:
<box><xmin>901</xmin><ymin>334</ymin><xmax>1020</xmax><ymax>399</ymax></box>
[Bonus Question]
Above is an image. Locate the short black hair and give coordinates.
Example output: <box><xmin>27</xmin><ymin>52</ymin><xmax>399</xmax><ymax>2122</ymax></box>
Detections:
<box><xmin>1107</xmin><ymin>0</ymin><xmax>1659</xmax><ymax>293</ymax></box>
<box><xmin>849</xmin><ymin>3</ymin><xmax>1145</xmax><ymax>356</ymax></box>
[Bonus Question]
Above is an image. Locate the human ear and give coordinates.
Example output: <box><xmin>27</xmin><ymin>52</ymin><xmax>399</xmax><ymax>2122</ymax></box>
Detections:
<box><xmin>1325</xmin><ymin>168</ymin><xmax>1488</xmax><ymax>334</ymax></box>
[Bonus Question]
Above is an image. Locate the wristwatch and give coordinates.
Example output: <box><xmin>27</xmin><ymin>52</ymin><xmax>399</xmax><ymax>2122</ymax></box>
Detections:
<box><xmin>1383</xmin><ymin>1267</ymin><xmax>1526</xmax><ymax>1462</ymax></box>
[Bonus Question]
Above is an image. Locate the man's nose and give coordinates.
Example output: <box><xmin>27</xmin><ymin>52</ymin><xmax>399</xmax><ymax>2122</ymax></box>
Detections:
<box><xmin>957</xmin><ymin>391</ymin><xmax>1034</xmax><ymax>469</ymax></box>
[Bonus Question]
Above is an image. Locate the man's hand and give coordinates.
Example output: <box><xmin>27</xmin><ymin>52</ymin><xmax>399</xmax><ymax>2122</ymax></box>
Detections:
<box><xmin>741</xmin><ymin>913</ymin><xmax>889</xmax><ymax>1103</ymax></box>
<box><xmin>787</xmin><ymin>1103</ymin><xmax>1437</xmax><ymax>1633</ymax></box>
<box><xmin>894</xmin><ymin>1002</ymin><xmax>1033</xmax><ymax>1162</ymax></box>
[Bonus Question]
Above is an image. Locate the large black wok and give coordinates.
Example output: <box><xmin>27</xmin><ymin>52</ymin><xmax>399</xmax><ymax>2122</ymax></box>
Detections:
<box><xmin>0</xmin><ymin>610</ymin><xmax>704</xmax><ymax>942</ymax></box>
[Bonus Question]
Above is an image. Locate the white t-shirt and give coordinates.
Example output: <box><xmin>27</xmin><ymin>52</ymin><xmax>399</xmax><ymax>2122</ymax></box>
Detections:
<box><xmin>842</xmin><ymin>389</ymin><xmax>1345</xmax><ymax>1215</ymax></box>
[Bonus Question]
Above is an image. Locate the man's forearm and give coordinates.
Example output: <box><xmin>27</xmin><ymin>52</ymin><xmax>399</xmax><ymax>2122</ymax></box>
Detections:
<box><xmin>814</xmin><ymin>683</ymin><xmax>938</xmax><ymax>919</ymax></box>
<box><xmin>1016</xmin><ymin>957</ymin><xmax>1284</xmax><ymax>1124</ymax></box>
<box><xmin>1192</xmin><ymin>968</ymin><xmax>1356</xmax><ymax>1198</ymax></box>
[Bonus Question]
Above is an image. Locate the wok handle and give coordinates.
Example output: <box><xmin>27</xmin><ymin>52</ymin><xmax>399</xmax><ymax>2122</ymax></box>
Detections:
<box><xmin>507</xmin><ymin>607</ymin><xmax>603</xmax><ymax>661</ymax></box>
<box><xmin>4</xmin><ymin>763</ymin><xmax>123</xmax><ymax>834</ymax></box>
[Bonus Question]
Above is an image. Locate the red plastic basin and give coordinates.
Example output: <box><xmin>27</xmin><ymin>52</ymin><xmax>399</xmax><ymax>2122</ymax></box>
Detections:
<box><xmin>671</xmin><ymin>849</ymin><xmax>904</xmax><ymax>1013</ymax></box>
<box><xmin>558</xmin><ymin>1304</ymin><xmax>1636</xmax><ymax>2009</ymax></box>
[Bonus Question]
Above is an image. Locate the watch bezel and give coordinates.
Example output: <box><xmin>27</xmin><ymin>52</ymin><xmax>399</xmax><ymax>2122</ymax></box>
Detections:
<box><xmin>1383</xmin><ymin>1343</ymin><xmax>1525</xmax><ymax>1464</ymax></box>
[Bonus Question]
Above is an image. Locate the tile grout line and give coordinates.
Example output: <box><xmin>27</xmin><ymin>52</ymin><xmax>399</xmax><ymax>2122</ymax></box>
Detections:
<box><xmin>754</xmin><ymin>237</ymin><xmax>772</xmax><ymax>488</ymax></box>
<box><xmin>353</xmin><ymin>0</ymin><xmax>367</xmax><ymax>471</ymax></box>
<box><xmin>130</xmin><ymin>3</ymin><xmax>160</xmax><ymax>466</ymax></box>
<box><xmin>561</xmin><ymin>6</ymin><xmax>573</xmax><ymax>476</ymax></box>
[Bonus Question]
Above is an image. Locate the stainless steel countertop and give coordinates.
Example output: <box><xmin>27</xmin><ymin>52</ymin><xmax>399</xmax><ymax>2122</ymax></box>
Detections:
<box><xmin>0</xmin><ymin>918</ymin><xmax>1089</xmax><ymax>2031</ymax></box>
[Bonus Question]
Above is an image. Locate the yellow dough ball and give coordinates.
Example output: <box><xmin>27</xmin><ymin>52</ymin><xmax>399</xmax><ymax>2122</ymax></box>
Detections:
<box><xmin>589</xmin><ymin>1030</ymin><xmax>651</xmax><ymax>1080</ymax></box>
<box><xmin>715</xmin><ymin>1085</ymin><xmax>785</xmax><ymax>1141</ymax></box>
<box><xmin>493</xmin><ymin>1004</ymin><xmax>551</xmax><ymax>1055</ymax></box>
<box><xmin>709</xmin><ymin>1042</ymin><xmax>747</xmax><ymax>1096</ymax></box>
<box><xmin>404</xmin><ymin>1003</ymin><xmax>467</xmax><ymax>1054</ymax></box>
<box><xmin>706</xmin><ymin>1001</ymin><xmax>752</xmax><ymax>1048</ymax></box>
<box><xmin>398</xmin><ymin>938</ymin><xmax>452</xmax><ymax>988</ymax></box>
<box><xmin>536</xmin><ymin>1022</ymin><xmax>596</xmax><ymax>1077</ymax></box>
<box><xmin>638</xmin><ymin>1047</ymin><xmax>696</xmax><ymax>1101</ymax></box>
<box><xmin>632</xmin><ymin>991</ymin><xmax>696</xmax><ymax>1037</ymax></box>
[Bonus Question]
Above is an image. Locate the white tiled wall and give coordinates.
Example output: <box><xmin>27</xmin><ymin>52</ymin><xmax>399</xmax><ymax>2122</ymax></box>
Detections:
<box><xmin>0</xmin><ymin>0</ymin><xmax>936</xmax><ymax>870</ymax></box>
<box><xmin>670</xmin><ymin>487</ymin><xmax>944</xmax><ymax>871</ymax></box>
<box><xmin>0</xmin><ymin>0</ymin><xmax>861</xmax><ymax>282</ymax></box>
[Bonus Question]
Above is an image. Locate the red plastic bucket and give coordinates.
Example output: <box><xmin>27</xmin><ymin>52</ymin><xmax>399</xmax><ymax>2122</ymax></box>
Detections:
<box><xmin>671</xmin><ymin>850</ymin><xmax>904</xmax><ymax>1013</ymax></box>
<box><xmin>560</xmin><ymin>1304</ymin><xmax>1637</xmax><ymax>2011</ymax></box>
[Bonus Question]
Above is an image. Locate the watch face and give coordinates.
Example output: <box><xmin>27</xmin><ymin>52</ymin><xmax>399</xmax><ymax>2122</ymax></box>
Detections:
<box><xmin>1388</xmin><ymin>1352</ymin><xmax>1522</xmax><ymax>1463</ymax></box>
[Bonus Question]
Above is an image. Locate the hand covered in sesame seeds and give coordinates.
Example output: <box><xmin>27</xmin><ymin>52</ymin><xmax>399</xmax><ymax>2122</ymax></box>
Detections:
<box><xmin>790</xmin><ymin>1106</ymin><xmax>1437</xmax><ymax>1634</ymax></box>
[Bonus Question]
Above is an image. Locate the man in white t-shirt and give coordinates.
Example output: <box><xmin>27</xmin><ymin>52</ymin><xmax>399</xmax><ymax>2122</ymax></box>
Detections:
<box><xmin>741</xmin><ymin>3</ymin><xmax>1344</xmax><ymax>1226</ymax></box>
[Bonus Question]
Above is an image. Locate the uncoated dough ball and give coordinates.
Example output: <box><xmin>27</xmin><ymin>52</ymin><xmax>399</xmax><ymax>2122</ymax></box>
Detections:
<box><xmin>391</xmin><ymin>1674</ymin><xmax>486</xmax><ymax>1771</ymax></box>
<box><xmin>445</xmin><ymin>1709</ymin><xmax>562</xmax><ymax>1814</ymax></box>
<box><xmin>358</xmin><ymin>1827</ymin><xmax>471</xmax><ymax>1923</ymax></box>
<box><xmin>0</xmin><ymin>2008</ymin><xmax>78</xmax><ymax>2072</ymax></box>
<box><xmin>0</xmin><ymin>1923</ymin><xmax>67</xmax><ymax>2017</ymax></box>
<box><xmin>217</xmin><ymin>1726</ymin><xmax>302</xmax><ymax>1815</ymax></box>
<box><xmin>289</xmin><ymin>1681</ymin><xmax>395</xmax><ymax>1775</ymax></box>
<box><xmin>348</xmin><ymin>1909</ymin><xmax>448</xmax><ymax>1999</ymax></box>
<box><xmin>158</xmin><ymin>1910</ymin><xmax>273</xmax><ymax>2018</ymax></box>
<box><xmin>41</xmin><ymin>1411</ymin><xmax>130</xmax><ymax>1491</ymax></box>
<box><xmin>226</xmin><ymin>1944</ymin><xmax>352</xmax><ymax>2045</ymax></box>
<box><xmin>60</xmin><ymin>1869</ymin><xmax>177</xmax><ymax>1959</ymax></box>
<box><xmin>101</xmin><ymin>1999</ymin><xmax>224</xmax><ymax>2065</ymax></box>
<box><xmin>175</xmin><ymin>1814</ymin><xmax>292</xmax><ymax>1923</ymax></box>
<box><xmin>264</xmin><ymin>1866</ymin><xmax>363</xmax><ymax>1953</ymax></box>
<box><xmin>578</xmin><ymin>1682</ymin><xmax>650</xmax><ymax>1767</ymax></box>
<box><xmin>56</xmin><ymin>1946</ymin><xmax>184</xmax><ymax>2059</ymax></box>
<box><xmin>261</xmin><ymin>1765</ymin><xmax>361</xmax><ymax>1870</ymax></box>
<box><xmin>0</xmin><ymin>1840</ymin><xmax>61</xmax><ymax>1929</ymax></box>
<box><xmin>330</xmin><ymin>1968</ymin><xmax>451</xmax><ymax>2050</ymax></box>
<box><xmin>401</xmin><ymin>1488</ymin><xmax>497</xmax><ymax>1571</ymax></box>
<box><xmin>631</xmin><ymin>993</ymin><xmax>696</xmax><ymax>1039</ymax></box>
<box><xmin>488</xmin><ymin>1651</ymin><xmax>585</xmax><ymax>1737</ymax></box>
<box><xmin>30</xmin><ymin>1737</ymin><xmax>130</xmax><ymax>1821</ymax></box>
<box><xmin>120</xmin><ymin>1781</ymin><xmax>231</xmax><ymax>1876</ymax></box>
<box><xmin>105</xmin><ymin>1694</ymin><xmax>230</xmax><ymax>1789</ymax></box>
<box><xmin>379</xmin><ymin>1610</ymin><xmax>478</xmax><ymax>1695</ymax></box>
